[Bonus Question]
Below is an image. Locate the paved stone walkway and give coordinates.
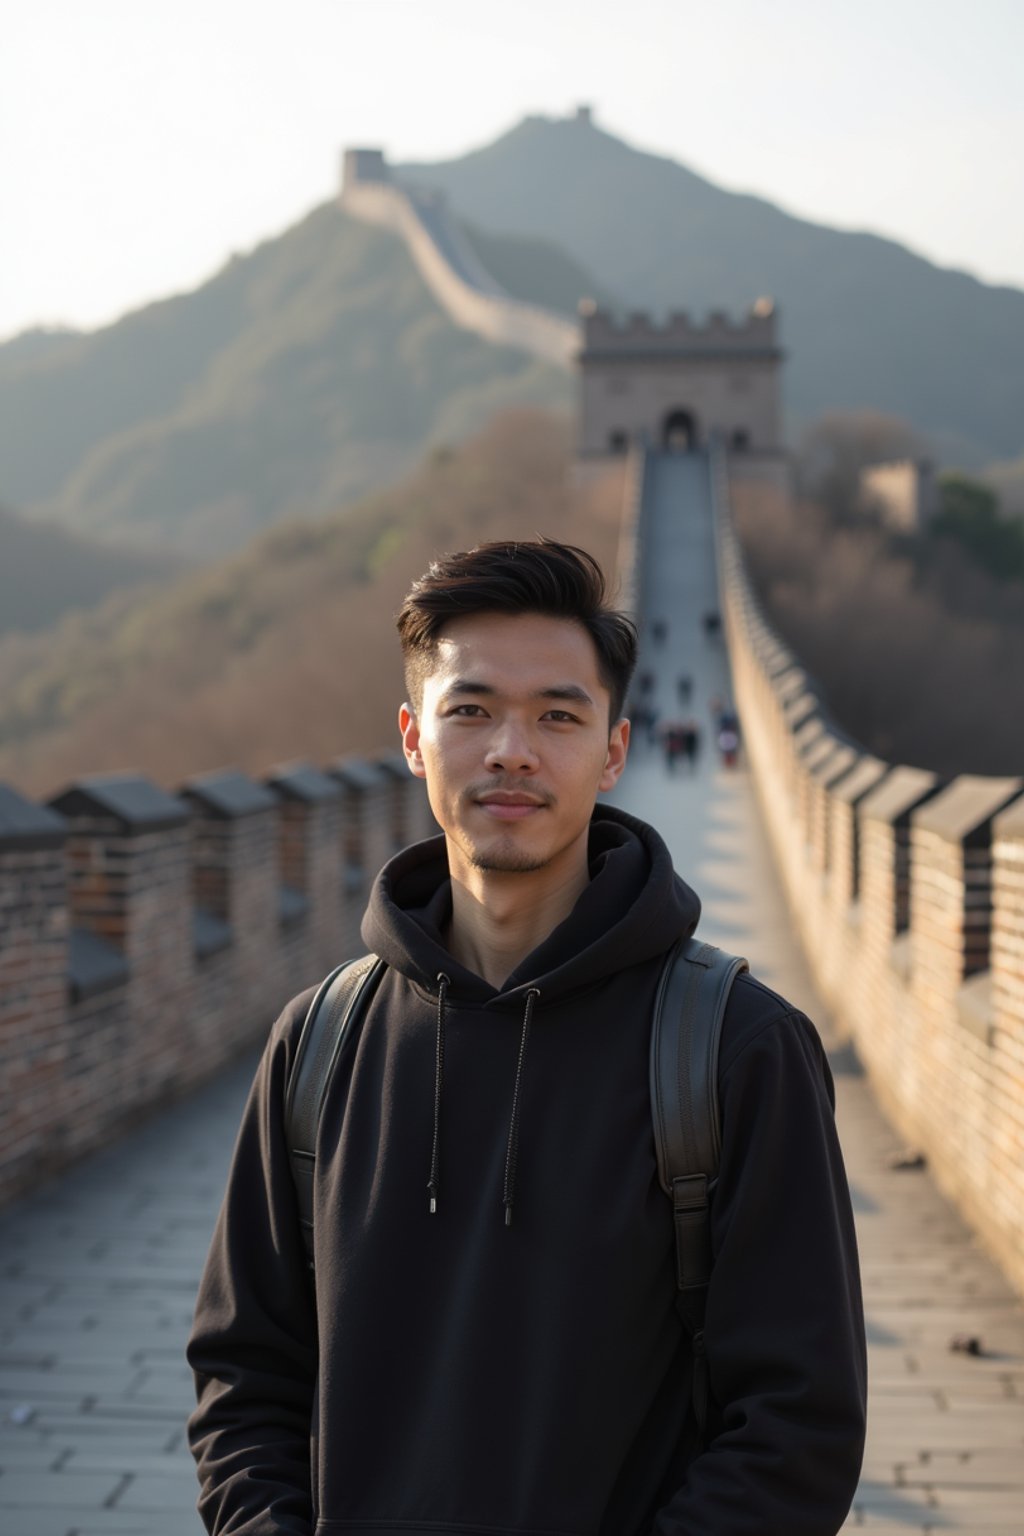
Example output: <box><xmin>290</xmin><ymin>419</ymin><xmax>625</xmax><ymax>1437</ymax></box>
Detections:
<box><xmin>0</xmin><ymin>1062</ymin><xmax>258</xmax><ymax>1535</ymax></box>
<box><xmin>2</xmin><ymin>452</ymin><xmax>1022</xmax><ymax>1532</ymax></box>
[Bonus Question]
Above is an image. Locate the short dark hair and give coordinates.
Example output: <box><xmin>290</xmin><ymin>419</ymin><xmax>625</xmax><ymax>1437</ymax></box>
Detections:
<box><xmin>397</xmin><ymin>539</ymin><xmax>637</xmax><ymax>726</ymax></box>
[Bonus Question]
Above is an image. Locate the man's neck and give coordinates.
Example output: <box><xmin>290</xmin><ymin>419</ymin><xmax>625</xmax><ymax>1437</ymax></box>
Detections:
<box><xmin>445</xmin><ymin>848</ymin><xmax>590</xmax><ymax>990</ymax></box>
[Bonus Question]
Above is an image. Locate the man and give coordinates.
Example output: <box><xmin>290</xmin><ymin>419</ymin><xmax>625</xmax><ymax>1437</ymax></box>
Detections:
<box><xmin>187</xmin><ymin>539</ymin><xmax>867</xmax><ymax>1535</ymax></box>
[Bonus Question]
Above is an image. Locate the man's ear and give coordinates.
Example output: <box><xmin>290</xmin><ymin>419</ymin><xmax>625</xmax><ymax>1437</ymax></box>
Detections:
<box><xmin>399</xmin><ymin>702</ymin><xmax>426</xmax><ymax>780</ymax></box>
<box><xmin>598</xmin><ymin>717</ymin><xmax>630</xmax><ymax>793</ymax></box>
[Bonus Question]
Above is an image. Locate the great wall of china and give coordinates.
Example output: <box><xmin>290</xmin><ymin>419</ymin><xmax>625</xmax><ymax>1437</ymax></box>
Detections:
<box><xmin>1</xmin><ymin>147</ymin><xmax>1022</xmax><ymax>1305</ymax></box>
<box><xmin>340</xmin><ymin>148</ymin><xmax>579</xmax><ymax>369</ymax></box>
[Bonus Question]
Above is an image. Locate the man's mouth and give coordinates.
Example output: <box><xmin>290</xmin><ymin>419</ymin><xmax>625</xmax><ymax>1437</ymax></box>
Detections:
<box><xmin>475</xmin><ymin>792</ymin><xmax>547</xmax><ymax>821</ymax></box>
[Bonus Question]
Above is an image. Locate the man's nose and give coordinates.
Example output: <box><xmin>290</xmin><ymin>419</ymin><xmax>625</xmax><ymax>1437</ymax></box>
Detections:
<box><xmin>484</xmin><ymin>722</ymin><xmax>540</xmax><ymax>773</ymax></box>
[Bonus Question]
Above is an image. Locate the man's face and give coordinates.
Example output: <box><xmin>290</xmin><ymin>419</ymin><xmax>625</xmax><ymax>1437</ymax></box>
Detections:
<box><xmin>399</xmin><ymin>611</ymin><xmax>629</xmax><ymax>878</ymax></box>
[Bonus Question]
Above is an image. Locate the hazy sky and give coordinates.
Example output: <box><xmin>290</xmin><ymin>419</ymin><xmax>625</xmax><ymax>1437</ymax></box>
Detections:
<box><xmin>4</xmin><ymin>0</ymin><xmax>1022</xmax><ymax>341</ymax></box>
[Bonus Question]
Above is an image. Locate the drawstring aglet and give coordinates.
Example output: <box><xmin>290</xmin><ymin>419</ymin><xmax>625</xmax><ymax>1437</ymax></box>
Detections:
<box><xmin>430</xmin><ymin>1195</ymin><xmax>437</xmax><ymax>1215</ymax></box>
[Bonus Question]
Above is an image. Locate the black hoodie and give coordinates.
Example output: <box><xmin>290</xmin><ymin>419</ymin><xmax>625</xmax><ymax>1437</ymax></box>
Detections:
<box><xmin>188</xmin><ymin>805</ymin><xmax>866</xmax><ymax>1536</ymax></box>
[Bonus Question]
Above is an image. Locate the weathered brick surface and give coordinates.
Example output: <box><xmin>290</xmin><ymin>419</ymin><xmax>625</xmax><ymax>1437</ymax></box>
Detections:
<box><xmin>992</xmin><ymin>804</ymin><xmax>1024</xmax><ymax>1064</ymax></box>
<box><xmin>0</xmin><ymin>841</ymin><xmax>71</xmax><ymax>1200</ymax></box>
<box><xmin>0</xmin><ymin>767</ymin><xmax>431</xmax><ymax>1208</ymax></box>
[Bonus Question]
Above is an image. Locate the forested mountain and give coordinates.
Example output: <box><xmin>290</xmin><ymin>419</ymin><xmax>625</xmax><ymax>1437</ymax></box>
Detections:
<box><xmin>0</xmin><ymin>210</ymin><xmax>582</xmax><ymax>557</ymax></box>
<box><xmin>0</xmin><ymin>412</ymin><xmax>623</xmax><ymax>797</ymax></box>
<box><xmin>401</xmin><ymin>113</ymin><xmax>1024</xmax><ymax>468</ymax></box>
<box><xmin>0</xmin><ymin>503</ymin><xmax>186</xmax><ymax>636</ymax></box>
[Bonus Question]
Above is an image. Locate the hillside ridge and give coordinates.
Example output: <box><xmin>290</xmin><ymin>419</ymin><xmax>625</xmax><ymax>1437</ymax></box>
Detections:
<box><xmin>0</xmin><ymin>503</ymin><xmax>187</xmax><ymax>637</ymax></box>
<box><xmin>0</xmin><ymin>207</ymin><xmax>582</xmax><ymax>556</ymax></box>
<box><xmin>0</xmin><ymin>411</ymin><xmax>624</xmax><ymax>798</ymax></box>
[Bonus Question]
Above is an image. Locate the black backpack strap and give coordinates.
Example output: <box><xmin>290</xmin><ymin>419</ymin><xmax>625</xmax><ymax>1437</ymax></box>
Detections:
<box><xmin>650</xmin><ymin>935</ymin><xmax>749</xmax><ymax>1438</ymax></box>
<box><xmin>284</xmin><ymin>955</ymin><xmax>386</xmax><ymax>1271</ymax></box>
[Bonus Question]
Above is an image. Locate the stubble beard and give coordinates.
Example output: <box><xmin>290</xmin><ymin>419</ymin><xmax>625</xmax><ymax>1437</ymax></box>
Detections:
<box><xmin>468</xmin><ymin>844</ymin><xmax>550</xmax><ymax>874</ymax></box>
<box><xmin>454</xmin><ymin>782</ymin><xmax>558</xmax><ymax>875</ymax></box>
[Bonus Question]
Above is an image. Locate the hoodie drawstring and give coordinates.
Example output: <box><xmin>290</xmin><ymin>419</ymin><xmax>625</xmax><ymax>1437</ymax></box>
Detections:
<box><xmin>503</xmin><ymin>988</ymin><xmax>540</xmax><ymax>1228</ymax></box>
<box><xmin>426</xmin><ymin>977</ymin><xmax>541</xmax><ymax>1227</ymax></box>
<box><xmin>427</xmin><ymin>973</ymin><xmax>450</xmax><ymax>1215</ymax></box>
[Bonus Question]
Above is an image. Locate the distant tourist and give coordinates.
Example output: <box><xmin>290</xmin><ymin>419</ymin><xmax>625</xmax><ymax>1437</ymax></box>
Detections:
<box><xmin>682</xmin><ymin>717</ymin><xmax>701</xmax><ymax>769</ymax></box>
<box><xmin>659</xmin><ymin>719</ymin><xmax>687</xmax><ymax>772</ymax></box>
<box><xmin>188</xmin><ymin>539</ymin><xmax>866</xmax><ymax>1536</ymax></box>
<box><xmin>627</xmin><ymin>697</ymin><xmax>659</xmax><ymax>748</ymax></box>
<box><xmin>718</xmin><ymin>724</ymin><xmax>740</xmax><ymax>767</ymax></box>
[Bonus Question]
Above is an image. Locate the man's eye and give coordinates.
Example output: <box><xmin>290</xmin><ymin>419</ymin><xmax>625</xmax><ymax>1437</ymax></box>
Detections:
<box><xmin>544</xmin><ymin>710</ymin><xmax>579</xmax><ymax>723</ymax></box>
<box><xmin>448</xmin><ymin>704</ymin><xmax>485</xmax><ymax>717</ymax></box>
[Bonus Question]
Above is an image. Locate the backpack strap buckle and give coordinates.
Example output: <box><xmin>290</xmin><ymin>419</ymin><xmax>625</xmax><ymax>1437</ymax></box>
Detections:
<box><xmin>672</xmin><ymin>1173</ymin><xmax>711</xmax><ymax>1292</ymax></box>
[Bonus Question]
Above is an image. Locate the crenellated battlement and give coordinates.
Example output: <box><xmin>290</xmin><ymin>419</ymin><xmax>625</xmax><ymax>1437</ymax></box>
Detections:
<box><xmin>578</xmin><ymin>297</ymin><xmax>783</xmax><ymax>455</ymax></box>
<box><xmin>579</xmin><ymin>298</ymin><xmax>780</xmax><ymax>356</ymax></box>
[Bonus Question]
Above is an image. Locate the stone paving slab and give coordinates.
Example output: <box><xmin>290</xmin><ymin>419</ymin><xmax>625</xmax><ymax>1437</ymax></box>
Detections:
<box><xmin>112</xmin><ymin>1471</ymin><xmax>201</xmax><ymax>1512</ymax></box>
<box><xmin>61</xmin><ymin>1451</ymin><xmax>195</xmax><ymax>1477</ymax></box>
<box><xmin>8</xmin><ymin>1518</ymin><xmax>189</xmax><ymax>1536</ymax></box>
<box><xmin>0</xmin><ymin>1469</ymin><xmax>126</xmax><ymax>1505</ymax></box>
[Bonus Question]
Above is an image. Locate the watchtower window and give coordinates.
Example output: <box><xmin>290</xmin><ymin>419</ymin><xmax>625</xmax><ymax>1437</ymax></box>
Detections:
<box><xmin>662</xmin><ymin>409</ymin><xmax>697</xmax><ymax>451</ymax></box>
<box><xmin>608</xmin><ymin>430</ymin><xmax>628</xmax><ymax>454</ymax></box>
<box><xmin>731</xmin><ymin>428</ymin><xmax>750</xmax><ymax>451</ymax></box>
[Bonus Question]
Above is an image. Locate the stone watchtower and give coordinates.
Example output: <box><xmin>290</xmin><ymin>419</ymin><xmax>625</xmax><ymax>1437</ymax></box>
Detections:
<box><xmin>578</xmin><ymin>297</ymin><xmax>783</xmax><ymax>456</ymax></box>
<box><xmin>341</xmin><ymin>147</ymin><xmax>390</xmax><ymax>191</ymax></box>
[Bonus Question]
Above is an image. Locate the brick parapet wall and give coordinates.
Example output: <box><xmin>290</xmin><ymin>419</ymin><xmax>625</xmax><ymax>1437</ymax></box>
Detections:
<box><xmin>328</xmin><ymin>759</ymin><xmax>407</xmax><ymax>935</ymax></box>
<box><xmin>860</xmin><ymin>817</ymin><xmax>898</xmax><ymax>943</ymax></box>
<box><xmin>0</xmin><ymin>756</ymin><xmax>437</xmax><ymax>1208</ymax></box>
<box><xmin>0</xmin><ymin>837</ymin><xmax>69</xmax><ymax>1195</ymax></box>
<box><xmin>267</xmin><ymin>771</ymin><xmax>346</xmax><ymax>985</ymax></box>
<box><xmin>993</xmin><ymin>802</ymin><xmax>1024</xmax><ymax>1047</ymax></box>
<box><xmin>183</xmin><ymin>775</ymin><xmax>284</xmax><ymax>1033</ymax></box>
<box><xmin>711</xmin><ymin>442</ymin><xmax>1024</xmax><ymax>1295</ymax></box>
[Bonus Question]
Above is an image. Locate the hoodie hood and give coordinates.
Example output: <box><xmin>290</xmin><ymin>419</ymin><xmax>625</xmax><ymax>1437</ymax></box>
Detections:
<box><xmin>361</xmin><ymin>802</ymin><xmax>701</xmax><ymax>1005</ymax></box>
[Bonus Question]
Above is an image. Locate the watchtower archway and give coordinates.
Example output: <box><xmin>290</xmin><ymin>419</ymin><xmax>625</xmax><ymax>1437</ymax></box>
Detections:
<box><xmin>576</xmin><ymin>302</ymin><xmax>782</xmax><ymax>460</ymax></box>
<box><xmin>662</xmin><ymin>408</ymin><xmax>698</xmax><ymax>452</ymax></box>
